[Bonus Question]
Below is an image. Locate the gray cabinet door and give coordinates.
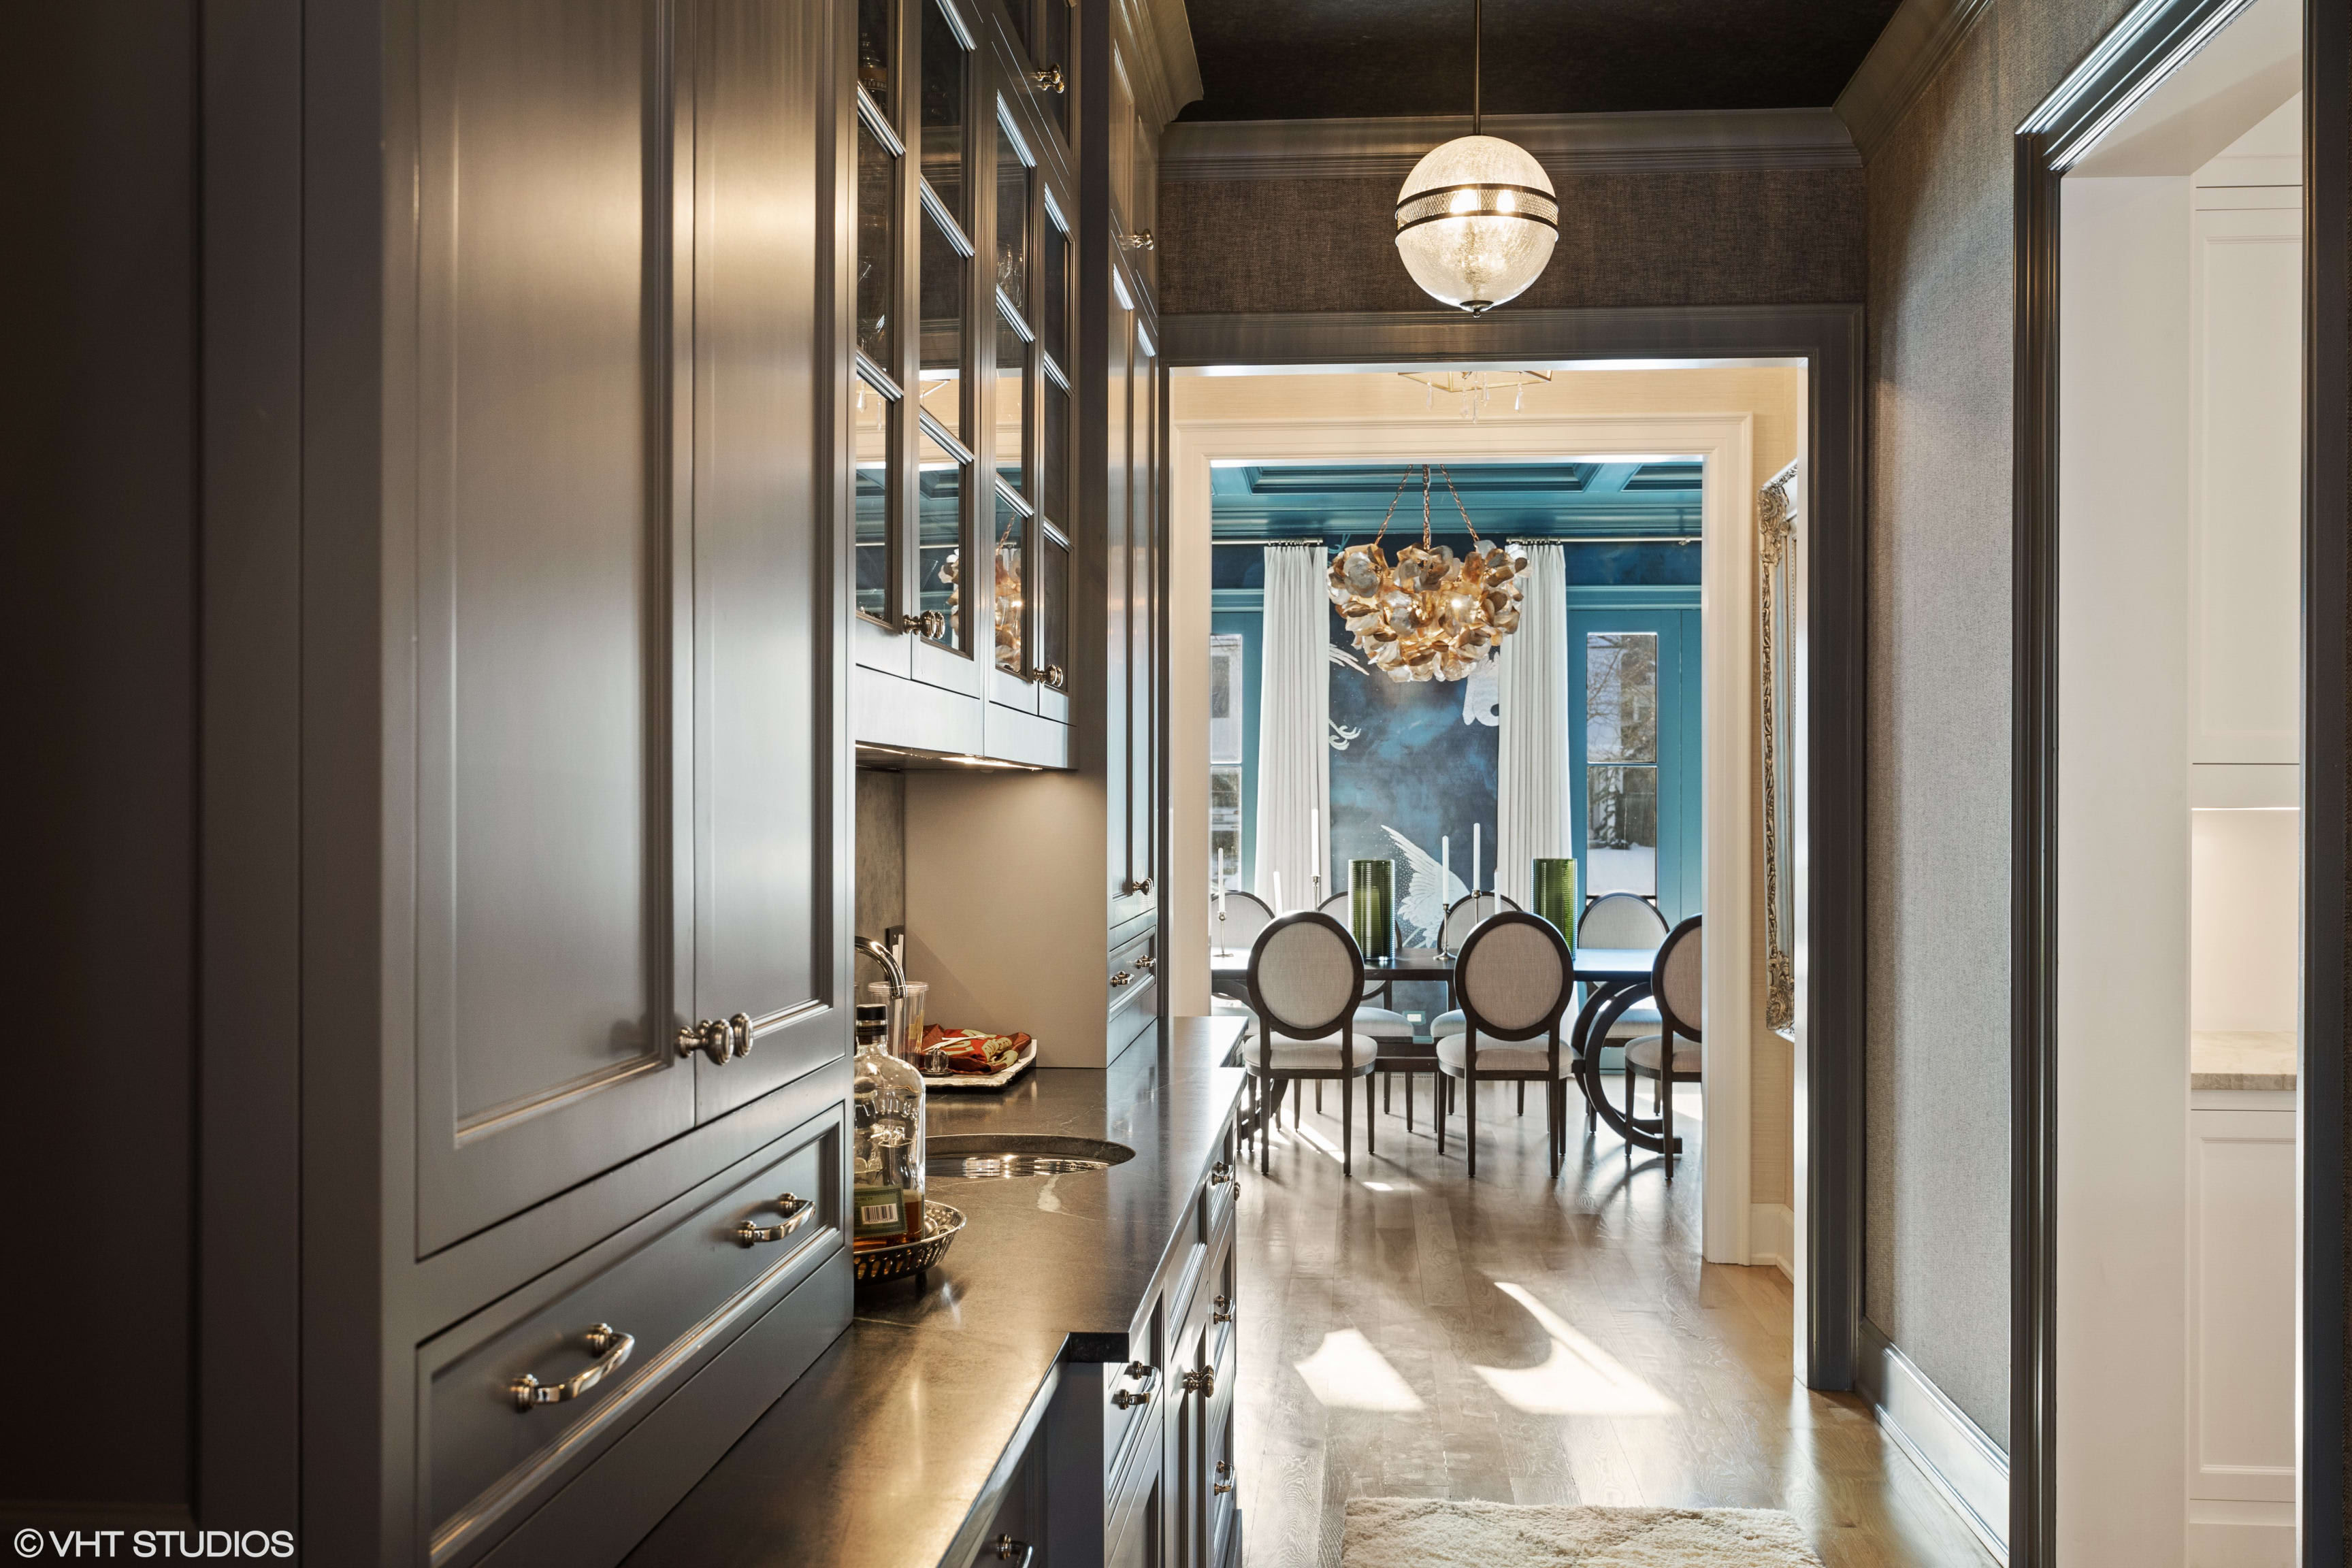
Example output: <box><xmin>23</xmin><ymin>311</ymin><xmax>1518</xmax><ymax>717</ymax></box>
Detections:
<box><xmin>685</xmin><ymin>0</ymin><xmax>847</xmax><ymax>1122</ymax></box>
<box><xmin>1130</xmin><ymin>325</ymin><xmax>1161</xmax><ymax>932</ymax></box>
<box><xmin>409</xmin><ymin>0</ymin><xmax>696</xmax><ymax>1255</ymax></box>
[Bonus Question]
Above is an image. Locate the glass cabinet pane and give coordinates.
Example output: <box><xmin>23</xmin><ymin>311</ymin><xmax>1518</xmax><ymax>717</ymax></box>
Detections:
<box><xmin>857</xmin><ymin>0</ymin><xmax>895</xmax><ymax>112</ymax></box>
<box><xmin>1038</xmin><ymin>526</ymin><xmax>1069</xmax><ymax>686</ymax></box>
<box><xmin>1040</xmin><ymin>370</ymin><xmax>1068</xmax><ymax>527</ymax></box>
<box><xmin>855</xmin><ymin>120</ymin><xmax>896</xmax><ymax>363</ymax></box>
<box><xmin>919</xmin><ymin>0</ymin><xmax>966</xmax><ymax>224</ymax></box>
<box><xmin>1040</xmin><ymin>204</ymin><xmax>1068</xmax><ymax>371</ymax></box>
<box><xmin>854</xmin><ymin>383</ymin><xmax>894</xmax><ymax>621</ymax></box>
<box><xmin>993</xmin><ymin>492</ymin><xmax>1025</xmax><ymax>674</ymax></box>
<box><xmin>917</xmin><ymin>211</ymin><xmax>965</xmax><ymax>440</ymax></box>
<box><xmin>995</xmin><ymin>310</ymin><xmax>1028</xmax><ymax>496</ymax></box>
<box><xmin>994</xmin><ymin>112</ymin><xmax>1030</xmax><ymax>309</ymax></box>
<box><xmin>917</xmin><ymin>428</ymin><xmax>966</xmax><ymax>651</ymax></box>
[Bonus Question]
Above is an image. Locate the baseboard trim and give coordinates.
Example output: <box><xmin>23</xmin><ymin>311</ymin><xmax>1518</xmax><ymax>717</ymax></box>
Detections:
<box><xmin>1855</xmin><ymin>1320</ymin><xmax>2009</xmax><ymax>1563</ymax></box>
<box><xmin>2187</xmin><ymin>1499</ymin><xmax>2294</xmax><ymax>1567</ymax></box>
<box><xmin>1749</xmin><ymin>1203</ymin><xmax>1795</xmax><ymax>1280</ymax></box>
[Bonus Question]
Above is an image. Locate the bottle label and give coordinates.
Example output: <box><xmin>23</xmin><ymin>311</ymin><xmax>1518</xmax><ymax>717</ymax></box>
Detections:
<box><xmin>853</xmin><ymin>1185</ymin><xmax>906</xmax><ymax>1239</ymax></box>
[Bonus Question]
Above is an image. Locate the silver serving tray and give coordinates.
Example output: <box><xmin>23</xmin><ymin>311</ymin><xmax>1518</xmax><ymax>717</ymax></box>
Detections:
<box><xmin>917</xmin><ymin>1037</ymin><xmax>1038</xmax><ymax>1091</ymax></box>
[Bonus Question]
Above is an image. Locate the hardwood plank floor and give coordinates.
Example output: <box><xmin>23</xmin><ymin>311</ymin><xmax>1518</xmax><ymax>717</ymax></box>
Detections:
<box><xmin>1232</xmin><ymin>1075</ymin><xmax>1997</xmax><ymax>1568</ymax></box>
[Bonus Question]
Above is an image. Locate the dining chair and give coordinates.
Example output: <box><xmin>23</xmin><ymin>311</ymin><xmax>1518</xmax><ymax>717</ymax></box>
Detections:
<box><xmin>1242</xmin><ymin>911</ymin><xmax>1378</xmax><ymax>1177</ymax></box>
<box><xmin>1574</xmin><ymin>892</ymin><xmax>1671</xmax><ymax>1134</ymax></box>
<box><xmin>1313</xmin><ymin>892</ymin><xmax>1418</xmax><ymax>1115</ymax></box>
<box><xmin>1623</xmin><ymin>915</ymin><xmax>1702</xmax><ymax>1180</ymax></box>
<box><xmin>1429</xmin><ymin>890</ymin><xmax>1524</xmax><ymax>1115</ymax></box>
<box><xmin>1433</xmin><ymin>911</ymin><xmax>1575</xmax><ymax>1179</ymax></box>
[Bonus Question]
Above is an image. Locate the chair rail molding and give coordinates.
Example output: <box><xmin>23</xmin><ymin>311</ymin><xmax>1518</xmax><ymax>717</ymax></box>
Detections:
<box><xmin>1833</xmin><ymin>0</ymin><xmax>1998</xmax><ymax>161</ymax></box>
<box><xmin>1160</xmin><ymin>107</ymin><xmax>1859</xmax><ymax>183</ymax></box>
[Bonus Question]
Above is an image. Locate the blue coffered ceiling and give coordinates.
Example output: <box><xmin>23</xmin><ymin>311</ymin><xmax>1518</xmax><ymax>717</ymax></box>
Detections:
<box><xmin>1209</xmin><ymin>459</ymin><xmax>1701</xmax><ymax>540</ymax></box>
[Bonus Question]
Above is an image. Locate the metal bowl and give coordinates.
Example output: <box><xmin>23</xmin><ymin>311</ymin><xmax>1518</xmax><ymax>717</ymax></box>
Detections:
<box><xmin>851</xmin><ymin>1200</ymin><xmax>966</xmax><ymax>1285</ymax></box>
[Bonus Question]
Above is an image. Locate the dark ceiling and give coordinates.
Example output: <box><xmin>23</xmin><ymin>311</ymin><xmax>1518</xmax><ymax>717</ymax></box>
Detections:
<box><xmin>1173</xmin><ymin>0</ymin><xmax>1904</xmax><ymax>122</ymax></box>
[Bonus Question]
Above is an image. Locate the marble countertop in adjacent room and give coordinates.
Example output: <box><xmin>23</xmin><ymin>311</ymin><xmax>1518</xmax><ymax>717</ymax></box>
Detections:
<box><xmin>621</xmin><ymin>1015</ymin><xmax>1247</xmax><ymax>1568</ymax></box>
<box><xmin>2191</xmin><ymin>1030</ymin><xmax>2297</xmax><ymax>1092</ymax></box>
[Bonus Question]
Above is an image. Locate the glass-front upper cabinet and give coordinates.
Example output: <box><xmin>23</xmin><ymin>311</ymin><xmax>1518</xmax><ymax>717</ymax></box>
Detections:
<box><xmin>997</xmin><ymin>0</ymin><xmax>1074</xmax><ymax>140</ymax></box>
<box><xmin>986</xmin><ymin>84</ymin><xmax>1074</xmax><ymax>706</ymax></box>
<box><xmin>855</xmin><ymin>0</ymin><xmax>981</xmax><ymax>691</ymax></box>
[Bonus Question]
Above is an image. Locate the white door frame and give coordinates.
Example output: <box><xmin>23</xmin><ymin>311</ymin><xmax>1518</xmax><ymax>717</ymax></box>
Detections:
<box><xmin>1168</xmin><ymin>410</ymin><xmax>1758</xmax><ymax>1264</ymax></box>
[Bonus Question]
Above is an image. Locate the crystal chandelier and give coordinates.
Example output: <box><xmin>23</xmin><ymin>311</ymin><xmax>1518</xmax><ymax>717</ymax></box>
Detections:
<box><xmin>1399</xmin><ymin>368</ymin><xmax>1554</xmax><ymax>420</ymax></box>
<box><xmin>1394</xmin><ymin>0</ymin><xmax>1558</xmax><ymax>313</ymax></box>
<box><xmin>1328</xmin><ymin>465</ymin><xmax>1527</xmax><ymax>683</ymax></box>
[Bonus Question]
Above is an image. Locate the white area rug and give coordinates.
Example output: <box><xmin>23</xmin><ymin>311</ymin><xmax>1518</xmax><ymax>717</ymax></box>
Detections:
<box><xmin>1341</xmin><ymin>1497</ymin><xmax>1825</xmax><ymax>1567</ymax></box>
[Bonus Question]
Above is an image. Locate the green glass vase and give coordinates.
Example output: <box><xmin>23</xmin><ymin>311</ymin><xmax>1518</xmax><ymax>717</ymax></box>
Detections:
<box><xmin>1531</xmin><ymin>857</ymin><xmax>1579</xmax><ymax>948</ymax></box>
<box><xmin>1349</xmin><ymin>859</ymin><xmax>1395</xmax><ymax>962</ymax></box>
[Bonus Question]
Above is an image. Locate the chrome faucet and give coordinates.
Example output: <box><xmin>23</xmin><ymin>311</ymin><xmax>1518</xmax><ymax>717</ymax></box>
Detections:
<box><xmin>856</xmin><ymin>934</ymin><xmax>905</xmax><ymax>997</ymax></box>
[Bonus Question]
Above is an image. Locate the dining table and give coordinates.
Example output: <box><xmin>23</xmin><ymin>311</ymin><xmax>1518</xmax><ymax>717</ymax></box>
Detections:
<box><xmin>1209</xmin><ymin>941</ymin><xmax>1677</xmax><ymax>1158</ymax></box>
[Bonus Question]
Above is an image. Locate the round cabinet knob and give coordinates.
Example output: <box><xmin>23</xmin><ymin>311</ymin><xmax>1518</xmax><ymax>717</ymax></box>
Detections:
<box><xmin>902</xmin><ymin>610</ymin><xmax>948</xmax><ymax>640</ymax></box>
<box><xmin>1182</xmin><ymin>1365</ymin><xmax>1216</xmax><ymax>1398</ymax></box>
<box><xmin>676</xmin><ymin>1019</ymin><xmax>734</xmax><ymax>1066</ymax></box>
<box><xmin>1124</xmin><ymin>230</ymin><xmax>1156</xmax><ymax>252</ymax></box>
<box><xmin>1125</xmin><ymin>876</ymin><xmax>1154</xmax><ymax>896</ymax></box>
<box><xmin>1043</xmin><ymin>664</ymin><xmax>1066</xmax><ymax>690</ymax></box>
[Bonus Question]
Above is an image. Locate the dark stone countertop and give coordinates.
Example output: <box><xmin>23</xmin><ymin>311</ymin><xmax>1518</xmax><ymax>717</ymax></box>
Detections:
<box><xmin>621</xmin><ymin>1016</ymin><xmax>1247</xmax><ymax>1568</ymax></box>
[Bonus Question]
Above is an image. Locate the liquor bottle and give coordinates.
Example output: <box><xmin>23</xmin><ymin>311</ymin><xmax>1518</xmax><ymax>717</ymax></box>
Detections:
<box><xmin>851</xmin><ymin>1001</ymin><xmax>927</xmax><ymax>1249</ymax></box>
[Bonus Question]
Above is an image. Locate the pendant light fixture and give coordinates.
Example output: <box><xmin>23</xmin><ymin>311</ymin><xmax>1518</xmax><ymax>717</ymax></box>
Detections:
<box><xmin>1394</xmin><ymin>0</ymin><xmax>1558</xmax><ymax>313</ymax></box>
<box><xmin>1328</xmin><ymin>464</ymin><xmax>1528</xmax><ymax>683</ymax></box>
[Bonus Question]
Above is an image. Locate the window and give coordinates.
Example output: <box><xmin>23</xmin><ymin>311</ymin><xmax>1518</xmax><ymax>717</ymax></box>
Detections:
<box><xmin>1584</xmin><ymin>630</ymin><xmax>1660</xmax><ymax>897</ymax></box>
<box><xmin>1209</xmin><ymin>633</ymin><xmax>1245</xmax><ymax>894</ymax></box>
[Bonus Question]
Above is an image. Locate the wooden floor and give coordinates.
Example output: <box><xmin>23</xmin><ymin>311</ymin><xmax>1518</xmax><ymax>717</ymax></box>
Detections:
<box><xmin>1231</xmin><ymin>1074</ymin><xmax>1997</xmax><ymax>1568</ymax></box>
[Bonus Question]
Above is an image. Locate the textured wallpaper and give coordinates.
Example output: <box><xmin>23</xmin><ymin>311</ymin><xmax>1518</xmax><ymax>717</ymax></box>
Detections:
<box><xmin>1861</xmin><ymin>0</ymin><xmax>2138</xmax><ymax>1450</ymax></box>
<box><xmin>1158</xmin><ymin>167</ymin><xmax>1866</xmax><ymax>316</ymax></box>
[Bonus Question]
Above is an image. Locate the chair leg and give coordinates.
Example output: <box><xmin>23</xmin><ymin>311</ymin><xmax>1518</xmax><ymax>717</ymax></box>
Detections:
<box><xmin>1663</xmin><ymin>1072</ymin><xmax>1676</xmax><ymax>1181</ymax></box>
<box><xmin>1365</xmin><ymin>1073</ymin><xmax>1377</xmax><ymax>1156</ymax></box>
<box><xmin>1465</xmin><ymin>1070</ymin><xmax>1478</xmax><ymax>1179</ymax></box>
<box><xmin>1435</xmin><ymin>1071</ymin><xmax>1447</xmax><ymax>1154</ymax></box>
<box><xmin>1383</xmin><ymin>1073</ymin><xmax>1391</xmax><ymax>1113</ymax></box>
<box><xmin>1405</xmin><ymin>1072</ymin><xmax>1414</xmax><ymax>1132</ymax></box>
<box><xmin>1517</xmin><ymin>1081</ymin><xmax>1525</xmax><ymax>1117</ymax></box>
<box><xmin>1341</xmin><ymin>1073</ymin><xmax>1354</xmax><ymax>1177</ymax></box>
<box><xmin>1314</xmin><ymin>1080</ymin><xmax>1322</xmax><ymax>1114</ymax></box>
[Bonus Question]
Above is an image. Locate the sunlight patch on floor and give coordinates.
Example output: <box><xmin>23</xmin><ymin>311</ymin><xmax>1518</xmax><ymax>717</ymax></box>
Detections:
<box><xmin>1471</xmin><ymin>1281</ymin><xmax>1678</xmax><ymax>1416</ymax></box>
<box><xmin>1293</xmin><ymin>1328</ymin><xmax>1424</xmax><ymax>1412</ymax></box>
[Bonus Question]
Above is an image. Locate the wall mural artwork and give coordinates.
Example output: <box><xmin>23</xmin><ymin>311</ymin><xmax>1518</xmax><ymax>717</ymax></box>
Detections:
<box><xmin>1326</xmin><ymin>553</ymin><xmax>1498</xmax><ymax>954</ymax></box>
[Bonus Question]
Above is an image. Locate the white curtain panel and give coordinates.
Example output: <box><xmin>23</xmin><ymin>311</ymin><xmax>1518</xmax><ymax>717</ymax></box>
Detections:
<box><xmin>1254</xmin><ymin>544</ymin><xmax>1331</xmax><ymax>915</ymax></box>
<box><xmin>1495</xmin><ymin>542</ymin><xmax>1571</xmax><ymax>909</ymax></box>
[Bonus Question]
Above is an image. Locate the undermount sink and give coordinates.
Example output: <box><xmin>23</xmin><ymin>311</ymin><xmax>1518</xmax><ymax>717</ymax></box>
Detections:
<box><xmin>928</xmin><ymin>1134</ymin><xmax>1136</xmax><ymax>1179</ymax></box>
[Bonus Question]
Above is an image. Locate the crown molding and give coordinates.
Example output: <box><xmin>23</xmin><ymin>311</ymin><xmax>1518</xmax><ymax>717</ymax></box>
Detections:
<box><xmin>1833</xmin><ymin>0</ymin><xmax>1997</xmax><ymax>160</ymax></box>
<box><xmin>1160</xmin><ymin>106</ymin><xmax>1859</xmax><ymax>182</ymax></box>
<box><xmin>1113</xmin><ymin>0</ymin><xmax>1205</xmax><ymax>129</ymax></box>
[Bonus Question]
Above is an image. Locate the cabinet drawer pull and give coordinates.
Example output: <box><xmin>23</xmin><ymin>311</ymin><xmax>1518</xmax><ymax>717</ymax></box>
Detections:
<box><xmin>1183</xmin><ymin>1365</ymin><xmax>1215</xmax><ymax>1398</ymax></box>
<box><xmin>1135</xmin><ymin>955</ymin><xmax>1156</xmax><ymax>972</ymax></box>
<box><xmin>1212</xmin><ymin>1294</ymin><xmax>1234</xmax><ymax>1326</ymax></box>
<box><xmin>737</xmin><ymin>1193</ymin><xmax>812</xmax><ymax>1247</ymax></box>
<box><xmin>1124</xmin><ymin>230</ymin><xmax>1156</xmax><ymax>252</ymax></box>
<box><xmin>994</xmin><ymin>1535</ymin><xmax>1036</xmax><ymax>1568</ymax></box>
<box><xmin>1209</xmin><ymin>1162</ymin><xmax>1231</xmax><ymax>1185</ymax></box>
<box><xmin>1111</xmin><ymin>1361</ymin><xmax>1159</xmax><ymax>1409</ymax></box>
<box><xmin>1031</xmin><ymin>64</ymin><xmax>1065</xmax><ymax>94</ymax></box>
<box><xmin>510</xmin><ymin>1324</ymin><xmax>634</xmax><ymax>1411</ymax></box>
<box><xmin>1213</xmin><ymin>1460</ymin><xmax>1235</xmax><ymax>1494</ymax></box>
<box><xmin>1110</xmin><ymin>970</ymin><xmax>1134</xmax><ymax>987</ymax></box>
<box><xmin>676</xmin><ymin>1019</ymin><xmax>734</xmax><ymax>1066</ymax></box>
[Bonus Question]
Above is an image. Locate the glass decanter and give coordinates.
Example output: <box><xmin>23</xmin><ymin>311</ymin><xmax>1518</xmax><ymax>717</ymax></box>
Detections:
<box><xmin>851</xmin><ymin>1002</ymin><xmax>927</xmax><ymax>1250</ymax></box>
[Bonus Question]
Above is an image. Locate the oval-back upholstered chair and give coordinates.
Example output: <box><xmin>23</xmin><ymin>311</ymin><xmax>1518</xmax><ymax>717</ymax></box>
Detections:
<box><xmin>1209</xmin><ymin>889</ymin><xmax>1278</xmax><ymax>1014</ymax></box>
<box><xmin>1243</xmin><ymin>912</ymin><xmax>1377</xmax><ymax>1176</ymax></box>
<box><xmin>1623</xmin><ymin>915</ymin><xmax>1703</xmax><ymax>1180</ymax></box>
<box><xmin>1433</xmin><ymin>911</ymin><xmax>1575</xmax><ymax>1179</ymax></box>
<box><xmin>1571</xmin><ymin>892</ymin><xmax>1673</xmax><ymax>1134</ymax></box>
<box><xmin>1437</xmin><ymin>890</ymin><xmax>1520</xmax><ymax>953</ymax></box>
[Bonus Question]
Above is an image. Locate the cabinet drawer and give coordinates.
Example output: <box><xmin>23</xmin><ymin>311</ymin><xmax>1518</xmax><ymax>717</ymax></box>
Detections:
<box><xmin>1207</xmin><ymin>1326</ymin><xmax>1239</xmax><ymax>1567</ymax></box>
<box><xmin>1205</xmin><ymin>1209</ymin><xmax>1237</xmax><ymax>1369</ymax></box>
<box><xmin>1108</xmin><ymin>926</ymin><xmax>1157</xmax><ymax>1016</ymax></box>
<box><xmin>1102</xmin><ymin>1307</ymin><xmax>1164</xmax><ymax>1489</ymax></box>
<box><xmin>423</xmin><ymin>1109</ymin><xmax>844</xmax><ymax>1564</ymax></box>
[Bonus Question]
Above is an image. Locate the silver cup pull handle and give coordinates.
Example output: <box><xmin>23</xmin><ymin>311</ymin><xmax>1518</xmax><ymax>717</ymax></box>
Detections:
<box><xmin>510</xmin><ymin>1324</ymin><xmax>634</xmax><ymax>1411</ymax></box>
<box><xmin>994</xmin><ymin>1535</ymin><xmax>1036</xmax><ymax>1568</ymax></box>
<box><xmin>737</xmin><ymin>1193</ymin><xmax>813</xmax><ymax>1247</ymax></box>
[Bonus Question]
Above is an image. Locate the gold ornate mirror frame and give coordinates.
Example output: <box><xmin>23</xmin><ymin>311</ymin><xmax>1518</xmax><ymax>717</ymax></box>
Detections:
<box><xmin>1759</xmin><ymin>460</ymin><xmax>1799</xmax><ymax>1035</ymax></box>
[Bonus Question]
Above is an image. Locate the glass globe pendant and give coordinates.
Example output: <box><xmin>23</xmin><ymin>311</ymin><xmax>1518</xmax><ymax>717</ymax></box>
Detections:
<box><xmin>1394</xmin><ymin>0</ymin><xmax>1556</xmax><ymax>313</ymax></box>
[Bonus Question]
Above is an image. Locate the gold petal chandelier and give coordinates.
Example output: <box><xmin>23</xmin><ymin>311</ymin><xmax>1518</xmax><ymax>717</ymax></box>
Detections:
<box><xmin>1327</xmin><ymin>464</ymin><xmax>1526</xmax><ymax>683</ymax></box>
